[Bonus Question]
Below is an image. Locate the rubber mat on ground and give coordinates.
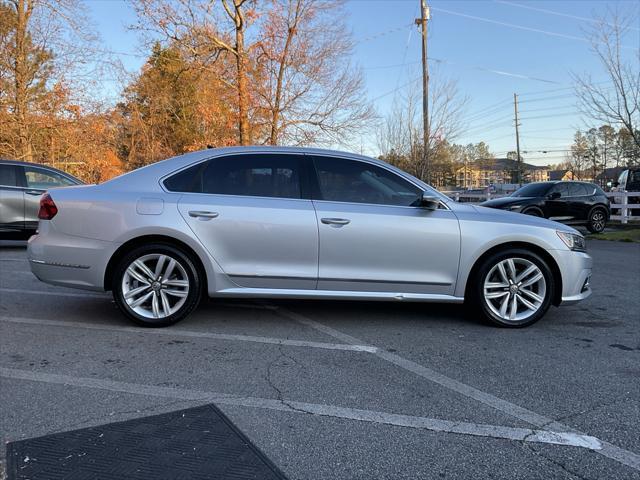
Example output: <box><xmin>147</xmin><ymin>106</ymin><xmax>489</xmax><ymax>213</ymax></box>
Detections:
<box><xmin>6</xmin><ymin>403</ymin><xmax>288</xmax><ymax>480</ymax></box>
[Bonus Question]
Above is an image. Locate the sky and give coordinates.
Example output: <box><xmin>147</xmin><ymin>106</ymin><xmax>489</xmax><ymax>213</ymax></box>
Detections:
<box><xmin>86</xmin><ymin>0</ymin><xmax>640</xmax><ymax>166</ymax></box>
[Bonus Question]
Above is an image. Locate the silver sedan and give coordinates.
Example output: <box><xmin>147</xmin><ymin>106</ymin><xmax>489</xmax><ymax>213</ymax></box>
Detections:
<box><xmin>27</xmin><ymin>147</ymin><xmax>592</xmax><ymax>328</ymax></box>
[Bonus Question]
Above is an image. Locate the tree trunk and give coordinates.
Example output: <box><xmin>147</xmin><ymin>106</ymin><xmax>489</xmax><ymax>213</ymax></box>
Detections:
<box><xmin>235</xmin><ymin>25</ymin><xmax>250</xmax><ymax>146</ymax></box>
<box><xmin>269</xmin><ymin>24</ymin><xmax>296</xmax><ymax>145</ymax></box>
<box><xmin>13</xmin><ymin>0</ymin><xmax>33</xmax><ymax>161</ymax></box>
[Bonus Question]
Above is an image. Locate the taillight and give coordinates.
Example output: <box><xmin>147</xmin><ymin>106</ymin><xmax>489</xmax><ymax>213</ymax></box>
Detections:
<box><xmin>38</xmin><ymin>193</ymin><xmax>58</xmax><ymax>220</ymax></box>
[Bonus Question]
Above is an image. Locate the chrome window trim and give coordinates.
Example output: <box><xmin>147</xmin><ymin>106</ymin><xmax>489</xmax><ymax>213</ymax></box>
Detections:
<box><xmin>159</xmin><ymin>151</ymin><xmax>450</xmax><ymax>210</ymax></box>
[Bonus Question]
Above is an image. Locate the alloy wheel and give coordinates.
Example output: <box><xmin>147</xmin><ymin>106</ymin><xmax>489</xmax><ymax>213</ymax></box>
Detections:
<box><xmin>590</xmin><ymin>211</ymin><xmax>606</xmax><ymax>232</ymax></box>
<box><xmin>483</xmin><ymin>257</ymin><xmax>546</xmax><ymax>323</ymax></box>
<box><xmin>121</xmin><ymin>253</ymin><xmax>190</xmax><ymax>319</ymax></box>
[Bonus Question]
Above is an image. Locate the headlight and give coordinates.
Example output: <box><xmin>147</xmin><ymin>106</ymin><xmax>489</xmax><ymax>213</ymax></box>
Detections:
<box><xmin>556</xmin><ymin>231</ymin><xmax>586</xmax><ymax>252</ymax></box>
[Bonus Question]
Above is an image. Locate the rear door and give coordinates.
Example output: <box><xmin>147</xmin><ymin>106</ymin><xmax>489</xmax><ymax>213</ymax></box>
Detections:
<box><xmin>566</xmin><ymin>183</ymin><xmax>591</xmax><ymax>220</ymax></box>
<box><xmin>310</xmin><ymin>155</ymin><xmax>460</xmax><ymax>295</ymax></box>
<box><xmin>0</xmin><ymin>164</ymin><xmax>24</xmax><ymax>232</ymax></box>
<box><xmin>546</xmin><ymin>182</ymin><xmax>570</xmax><ymax>220</ymax></box>
<box><xmin>175</xmin><ymin>153</ymin><xmax>319</xmax><ymax>290</ymax></box>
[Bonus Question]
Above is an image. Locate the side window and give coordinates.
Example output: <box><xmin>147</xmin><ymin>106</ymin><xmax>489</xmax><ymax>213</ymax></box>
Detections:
<box><xmin>25</xmin><ymin>167</ymin><xmax>74</xmax><ymax>189</ymax></box>
<box><xmin>550</xmin><ymin>183</ymin><xmax>569</xmax><ymax>198</ymax></box>
<box><xmin>312</xmin><ymin>156</ymin><xmax>422</xmax><ymax>206</ymax></box>
<box><xmin>567</xmin><ymin>183</ymin><xmax>588</xmax><ymax>197</ymax></box>
<box><xmin>0</xmin><ymin>165</ymin><xmax>18</xmax><ymax>187</ymax></box>
<box><xmin>164</xmin><ymin>163</ymin><xmax>204</xmax><ymax>193</ymax></box>
<box><xmin>201</xmin><ymin>154</ymin><xmax>302</xmax><ymax>199</ymax></box>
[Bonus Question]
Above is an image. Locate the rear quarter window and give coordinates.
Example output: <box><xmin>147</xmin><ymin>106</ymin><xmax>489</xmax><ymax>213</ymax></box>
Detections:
<box><xmin>163</xmin><ymin>163</ymin><xmax>205</xmax><ymax>193</ymax></box>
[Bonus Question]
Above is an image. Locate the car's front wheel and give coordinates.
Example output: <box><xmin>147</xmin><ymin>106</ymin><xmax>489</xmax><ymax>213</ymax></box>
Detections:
<box><xmin>470</xmin><ymin>249</ymin><xmax>554</xmax><ymax>328</ymax></box>
<box><xmin>112</xmin><ymin>243</ymin><xmax>202</xmax><ymax>327</ymax></box>
<box><xmin>586</xmin><ymin>207</ymin><xmax>607</xmax><ymax>233</ymax></box>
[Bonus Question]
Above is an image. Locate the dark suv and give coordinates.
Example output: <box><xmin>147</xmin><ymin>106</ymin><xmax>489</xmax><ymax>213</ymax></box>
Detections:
<box><xmin>0</xmin><ymin>159</ymin><xmax>82</xmax><ymax>237</ymax></box>
<box><xmin>480</xmin><ymin>181</ymin><xmax>610</xmax><ymax>233</ymax></box>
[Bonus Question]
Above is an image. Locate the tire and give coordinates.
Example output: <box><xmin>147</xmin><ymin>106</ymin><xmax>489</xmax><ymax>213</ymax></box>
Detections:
<box><xmin>469</xmin><ymin>248</ymin><xmax>555</xmax><ymax>328</ymax></box>
<box><xmin>586</xmin><ymin>207</ymin><xmax>607</xmax><ymax>234</ymax></box>
<box><xmin>112</xmin><ymin>243</ymin><xmax>202</xmax><ymax>327</ymax></box>
<box><xmin>522</xmin><ymin>207</ymin><xmax>543</xmax><ymax>217</ymax></box>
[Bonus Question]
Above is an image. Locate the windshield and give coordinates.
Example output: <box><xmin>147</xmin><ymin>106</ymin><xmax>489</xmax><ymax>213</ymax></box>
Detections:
<box><xmin>511</xmin><ymin>183</ymin><xmax>552</xmax><ymax>197</ymax></box>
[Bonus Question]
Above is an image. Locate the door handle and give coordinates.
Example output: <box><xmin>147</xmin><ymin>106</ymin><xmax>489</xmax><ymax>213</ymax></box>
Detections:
<box><xmin>25</xmin><ymin>189</ymin><xmax>44</xmax><ymax>196</ymax></box>
<box><xmin>188</xmin><ymin>210</ymin><xmax>219</xmax><ymax>219</ymax></box>
<box><xmin>321</xmin><ymin>217</ymin><xmax>350</xmax><ymax>226</ymax></box>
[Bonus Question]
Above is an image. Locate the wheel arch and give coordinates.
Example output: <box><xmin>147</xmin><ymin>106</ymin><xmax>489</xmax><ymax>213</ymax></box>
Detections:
<box><xmin>588</xmin><ymin>203</ymin><xmax>610</xmax><ymax>220</ymax></box>
<box><xmin>464</xmin><ymin>242</ymin><xmax>563</xmax><ymax>307</ymax></box>
<box><xmin>104</xmin><ymin>234</ymin><xmax>209</xmax><ymax>294</ymax></box>
<box><xmin>521</xmin><ymin>206</ymin><xmax>545</xmax><ymax>217</ymax></box>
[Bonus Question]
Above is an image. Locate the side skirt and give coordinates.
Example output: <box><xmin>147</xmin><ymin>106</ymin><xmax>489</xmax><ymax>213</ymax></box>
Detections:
<box><xmin>212</xmin><ymin>287</ymin><xmax>465</xmax><ymax>303</ymax></box>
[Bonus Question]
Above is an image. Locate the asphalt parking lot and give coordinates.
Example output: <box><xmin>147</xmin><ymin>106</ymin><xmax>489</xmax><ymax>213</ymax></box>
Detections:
<box><xmin>1</xmin><ymin>239</ymin><xmax>639</xmax><ymax>479</ymax></box>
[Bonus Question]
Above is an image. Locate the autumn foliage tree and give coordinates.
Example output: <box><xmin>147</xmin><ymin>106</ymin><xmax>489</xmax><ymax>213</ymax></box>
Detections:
<box><xmin>0</xmin><ymin>0</ymin><xmax>123</xmax><ymax>182</ymax></box>
<box><xmin>116</xmin><ymin>43</ymin><xmax>237</xmax><ymax>169</ymax></box>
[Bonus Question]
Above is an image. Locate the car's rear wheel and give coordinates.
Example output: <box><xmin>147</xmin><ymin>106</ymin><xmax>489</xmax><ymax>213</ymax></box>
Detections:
<box><xmin>112</xmin><ymin>243</ymin><xmax>202</xmax><ymax>327</ymax></box>
<box><xmin>586</xmin><ymin>207</ymin><xmax>607</xmax><ymax>233</ymax></box>
<box><xmin>470</xmin><ymin>249</ymin><xmax>554</xmax><ymax>328</ymax></box>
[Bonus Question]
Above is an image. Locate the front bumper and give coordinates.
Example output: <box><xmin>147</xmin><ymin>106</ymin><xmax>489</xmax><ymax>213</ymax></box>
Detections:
<box><xmin>549</xmin><ymin>249</ymin><xmax>593</xmax><ymax>305</ymax></box>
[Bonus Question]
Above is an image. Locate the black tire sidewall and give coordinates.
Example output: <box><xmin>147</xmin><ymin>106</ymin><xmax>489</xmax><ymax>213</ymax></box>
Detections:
<box><xmin>472</xmin><ymin>248</ymin><xmax>554</xmax><ymax>328</ymax></box>
<box><xmin>112</xmin><ymin>243</ymin><xmax>202</xmax><ymax>327</ymax></box>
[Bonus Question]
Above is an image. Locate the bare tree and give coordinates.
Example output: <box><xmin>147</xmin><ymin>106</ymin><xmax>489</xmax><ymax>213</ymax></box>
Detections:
<box><xmin>574</xmin><ymin>9</ymin><xmax>640</xmax><ymax>150</ymax></box>
<box><xmin>378</xmin><ymin>71</ymin><xmax>468</xmax><ymax>183</ymax></box>
<box><xmin>132</xmin><ymin>0</ymin><xmax>256</xmax><ymax>145</ymax></box>
<box><xmin>255</xmin><ymin>0</ymin><xmax>374</xmax><ymax>146</ymax></box>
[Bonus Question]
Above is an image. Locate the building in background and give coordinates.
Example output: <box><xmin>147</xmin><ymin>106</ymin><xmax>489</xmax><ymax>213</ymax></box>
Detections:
<box><xmin>547</xmin><ymin>169</ymin><xmax>575</xmax><ymax>181</ymax></box>
<box><xmin>454</xmin><ymin>158</ymin><xmax>548</xmax><ymax>189</ymax></box>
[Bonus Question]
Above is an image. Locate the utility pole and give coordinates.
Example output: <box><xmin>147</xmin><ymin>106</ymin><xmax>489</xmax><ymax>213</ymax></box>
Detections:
<box><xmin>513</xmin><ymin>93</ymin><xmax>522</xmax><ymax>186</ymax></box>
<box><xmin>416</xmin><ymin>0</ymin><xmax>430</xmax><ymax>184</ymax></box>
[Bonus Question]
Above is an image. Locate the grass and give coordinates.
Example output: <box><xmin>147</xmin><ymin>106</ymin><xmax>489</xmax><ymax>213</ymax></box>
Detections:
<box><xmin>589</xmin><ymin>228</ymin><xmax>640</xmax><ymax>243</ymax></box>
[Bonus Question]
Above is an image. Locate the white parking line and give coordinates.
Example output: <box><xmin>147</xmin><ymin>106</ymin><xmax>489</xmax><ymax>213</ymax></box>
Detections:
<box><xmin>274</xmin><ymin>307</ymin><xmax>640</xmax><ymax>472</ymax></box>
<box><xmin>0</xmin><ymin>316</ymin><xmax>377</xmax><ymax>353</ymax></box>
<box><xmin>0</xmin><ymin>287</ymin><xmax>108</xmax><ymax>299</ymax></box>
<box><xmin>0</xmin><ymin>366</ymin><xmax>602</xmax><ymax>450</ymax></box>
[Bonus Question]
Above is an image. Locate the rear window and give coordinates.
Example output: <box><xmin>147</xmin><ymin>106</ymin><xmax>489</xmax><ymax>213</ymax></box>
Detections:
<box><xmin>567</xmin><ymin>183</ymin><xmax>589</xmax><ymax>196</ymax></box>
<box><xmin>163</xmin><ymin>154</ymin><xmax>303</xmax><ymax>199</ymax></box>
<box><xmin>0</xmin><ymin>165</ymin><xmax>18</xmax><ymax>187</ymax></box>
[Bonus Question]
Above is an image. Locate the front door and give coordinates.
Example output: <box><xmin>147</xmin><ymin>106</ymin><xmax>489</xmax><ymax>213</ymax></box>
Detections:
<box><xmin>176</xmin><ymin>153</ymin><xmax>318</xmax><ymax>289</ymax></box>
<box><xmin>310</xmin><ymin>156</ymin><xmax>460</xmax><ymax>295</ymax></box>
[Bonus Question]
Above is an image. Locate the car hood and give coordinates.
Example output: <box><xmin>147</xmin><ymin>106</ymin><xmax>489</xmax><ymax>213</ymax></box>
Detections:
<box><xmin>479</xmin><ymin>196</ymin><xmax>535</xmax><ymax>208</ymax></box>
<box><xmin>469</xmin><ymin>204</ymin><xmax>579</xmax><ymax>234</ymax></box>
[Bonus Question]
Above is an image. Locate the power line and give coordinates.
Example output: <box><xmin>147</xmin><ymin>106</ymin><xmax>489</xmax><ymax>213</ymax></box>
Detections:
<box><xmin>494</xmin><ymin>0</ymin><xmax>640</xmax><ymax>32</ymax></box>
<box><xmin>431</xmin><ymin>6</ymin><xmax>636</xmax><ymax>49</ymax></box>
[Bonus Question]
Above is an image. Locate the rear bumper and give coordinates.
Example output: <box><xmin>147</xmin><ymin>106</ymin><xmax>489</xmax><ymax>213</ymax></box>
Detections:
<box><xmin>549</xmin><ymin>249</ymin><xmax>593</xmax><ymax>305</ymax></box>
<box><xmin>27</xmin><ymin>225</ymin><xmax>117</xmax><ymax>291</ymax></box>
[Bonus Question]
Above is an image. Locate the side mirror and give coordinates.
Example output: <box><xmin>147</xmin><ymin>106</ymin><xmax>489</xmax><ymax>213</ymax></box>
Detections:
<box><xmin>548</xmin><ymin>191</ymin><xmax>561</xmax><ymax>200</ymax></box>
<box><xmin>420</xmin><ymin>193</ymin><xmax>440</xmax><ymax>211</ymax></box>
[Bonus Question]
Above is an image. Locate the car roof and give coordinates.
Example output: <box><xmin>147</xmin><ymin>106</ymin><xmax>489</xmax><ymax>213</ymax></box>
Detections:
<box><xmin>0</xmin><ymin>158</ymin><xmax>81</xmax><ymax>181</ymax></box>
<box><xmin>104</xmin><ymin>145</ymin><xmax>433</xmax><ymax>192</ymax></box>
